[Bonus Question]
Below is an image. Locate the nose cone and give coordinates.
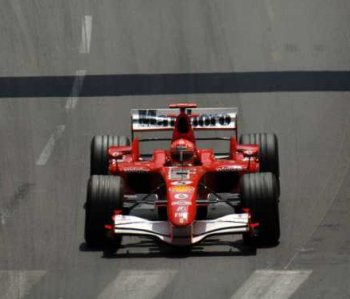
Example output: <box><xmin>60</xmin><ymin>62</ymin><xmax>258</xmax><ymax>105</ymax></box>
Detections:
<box><xmin>167</xmin><ymin>185</ymin><xmax>196</xmax><ymax>226</ymax></box>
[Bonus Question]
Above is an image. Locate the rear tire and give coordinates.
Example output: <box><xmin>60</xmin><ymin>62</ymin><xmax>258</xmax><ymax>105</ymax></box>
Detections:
<box><xmin>239</xmin><ymin>133</ymin><xmax>279</xmax><ymax>177</ymax></box>
<box><xmin>240</xmin><ymin>173</ymin><xmax>280</xmax><ymax>246</ymax></box>
<box><xmin>90</xmin><ymin>135</ymin><xmax>130</xmax><ymax>175</ymax></box>
<box><xmin>84</xmin><ymin>175</ymin><xmax>124</xmax><ymax>247</ymax></box>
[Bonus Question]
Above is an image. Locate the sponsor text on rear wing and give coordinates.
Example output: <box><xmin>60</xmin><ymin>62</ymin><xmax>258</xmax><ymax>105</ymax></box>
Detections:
<box><xmin>131</xmin><ymin>107</ymin><xmax>238</xmax><ymax>140</ymax></box>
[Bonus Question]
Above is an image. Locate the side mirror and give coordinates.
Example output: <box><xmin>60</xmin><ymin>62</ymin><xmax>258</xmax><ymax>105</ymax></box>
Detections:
<box><xmin>243</xmin><ymin>150</ymin><xmax>255</xmax><ymax>158</ymax></box>
<box><xmin>110</xmin><ymin>151</ymin><xmax>124</xmax><ymax>159</ymax></box>
<box><xmin>108</xmin><ymin>146</ymin><xmax>132</xmax><ymax>159</ymax></box>
<box><xmin>237</xmin><ymin>145</ymin><xmax>258</xmax><ymax>158</ymax></box>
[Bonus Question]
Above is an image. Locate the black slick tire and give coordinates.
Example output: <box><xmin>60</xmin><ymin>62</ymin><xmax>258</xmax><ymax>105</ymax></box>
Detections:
<box><xmin>90</xmin><ymin>135</ymin><xmax>130</xmax><ymax>175</ymax></box>
<box><xmin>239</xmin><ymin>133</ymin><xmax>279</xmax><ymax>178</ymax></box>
<box><xmin>84</xmin><ymin>175</ymin><xmax>124</xmax><ymax>247</ymax></box>
<box><xmin>240</xmin><ymin>173</ymin><xmax>280</xmax><ymax>246</ymax></box>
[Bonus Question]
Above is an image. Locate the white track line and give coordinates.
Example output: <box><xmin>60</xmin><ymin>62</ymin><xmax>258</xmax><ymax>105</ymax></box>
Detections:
<box><xmin>65</xmin><ymin>70</ymin><xmax>86</xmax><ymax>110</ymax></box>
<box><xmin>79</xmin><ymin>15</ymin><xmax>92</xmax><ymax>54</ymax></box>
<box><xmin>0</xmin><ymin>271</ymin><xmax>46</xmax><ymax>299</ymax></box>
<box><xmin>36</xmin><ymin>125</ymin><xmax>66</xmax><ymax>166</ymax></box>
<box><xmin>98</xmin><ymin>270</ymin><xmax>177</xmax><ymax>299</ymax></box>
<box><xmin>231</xmin><ymin>270</ymin><xmax>312</xmax><ymax>299</ymax></box>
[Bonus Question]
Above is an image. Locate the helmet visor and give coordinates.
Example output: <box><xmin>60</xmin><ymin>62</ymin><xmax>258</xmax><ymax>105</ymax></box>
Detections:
<box><xmin>171</xmin><ymin>149</ymin><xmax>194</xmax><ymax>162</ymax></box>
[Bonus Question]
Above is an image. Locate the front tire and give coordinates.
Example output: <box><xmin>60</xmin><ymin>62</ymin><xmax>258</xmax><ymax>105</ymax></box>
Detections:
<box><xmin>90</xmin><ymin>135</ymin><xmax>130</xmax><ymax>175</ymax></box>
<box><xmin>84</xmin><ymin>175</ymin><xmax>124</xmax><ymax>247</ymax></box>
<box><xmin>240</xmin><ymin>173</ymin><xmax>280</xmax><ymax>246</ymax></box>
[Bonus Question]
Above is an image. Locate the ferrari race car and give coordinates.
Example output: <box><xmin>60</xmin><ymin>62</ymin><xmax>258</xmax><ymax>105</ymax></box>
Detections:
<box><xmin>84</xmin><ymin>103</ymin><xmax>280</xmax><ymax>253</ymax></box>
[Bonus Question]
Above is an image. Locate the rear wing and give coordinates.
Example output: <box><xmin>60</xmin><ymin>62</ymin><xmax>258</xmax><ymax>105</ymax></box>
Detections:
<box><xmin>131</xmin><ymin>107</ymin><xmax>238</xmax><ymax>140</ymax></box>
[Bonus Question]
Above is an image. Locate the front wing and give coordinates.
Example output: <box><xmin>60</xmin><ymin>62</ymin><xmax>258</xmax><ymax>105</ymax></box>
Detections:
<box><xmin>112</xmin><ymin>214</ymin><xmax>250</xmax><ymax>246</ymax></box>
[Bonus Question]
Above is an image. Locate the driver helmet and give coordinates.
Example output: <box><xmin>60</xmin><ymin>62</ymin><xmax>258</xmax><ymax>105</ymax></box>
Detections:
<box><xmin>170</xmin><ymin>138</ymin><xmax>196</xmax><ymax>164</ymax></box>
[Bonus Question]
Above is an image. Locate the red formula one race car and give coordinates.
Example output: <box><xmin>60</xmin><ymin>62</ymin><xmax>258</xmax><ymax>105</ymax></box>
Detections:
<box><xmin>84</xmin><ymin>103</ymin><xmax>280</xmax><ymax>253</ymax></box>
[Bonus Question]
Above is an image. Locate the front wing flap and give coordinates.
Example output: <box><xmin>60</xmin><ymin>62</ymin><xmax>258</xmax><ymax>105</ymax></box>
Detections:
<box><xmin>113</xmin><ymin>214</ymin><xmax>249</xmax><ymax>246</ymax></box>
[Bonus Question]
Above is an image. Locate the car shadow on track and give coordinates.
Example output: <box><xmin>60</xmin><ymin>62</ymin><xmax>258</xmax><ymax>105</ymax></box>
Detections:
<box><xmin>79</xmin><ymin>237</ymin><xmax>257</xmax><ymax>259</ymax></box>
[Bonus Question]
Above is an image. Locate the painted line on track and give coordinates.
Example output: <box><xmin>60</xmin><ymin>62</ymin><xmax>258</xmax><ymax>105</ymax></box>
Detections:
<box><xmin>36</xmin><ymin>125</ymin><xmax>65</xmax><ymax>166</ymax></box>
<box><xmin>79</xmin><ymin>15</ymin><xmax>92</xmax><ymax>54</ymax></box>
<box><xmin>231</xmin><ymin>270</ymin><xmax>312</xmax><ymax>299</ymax></box>
<box><xmin>98</xmin><ymin>270</ymin><xmax>177</xmax><ymax>299</ymax></box>
<box><xmin>0</xmin><ymin>183</ymin><xmax>34</xmax><ymax>225</ymax></box>
<box><xmin>0</xmin><ymin>270</ymin><xmax>46</xmax><ymax>299</ymax></box>
<box><xmin>65</xmin><ymin>70</ymin><xmax>86</xmax><ymax>110</ymax></box>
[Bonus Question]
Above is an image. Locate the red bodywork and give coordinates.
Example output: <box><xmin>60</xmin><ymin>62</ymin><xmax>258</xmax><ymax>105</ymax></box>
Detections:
<box><xmin>107</xmin><ymin>103</ymin><xmax>259</xmax><ymax>229</ymax></box>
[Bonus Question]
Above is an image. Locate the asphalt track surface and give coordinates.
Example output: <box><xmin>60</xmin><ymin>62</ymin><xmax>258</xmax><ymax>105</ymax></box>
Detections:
<box><xmin>1</xmin><ymin>1</ymin><xmax>350</xmax><ymax>298</ymax></box>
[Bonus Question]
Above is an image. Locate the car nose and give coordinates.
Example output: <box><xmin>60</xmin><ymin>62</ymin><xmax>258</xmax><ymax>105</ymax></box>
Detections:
<box><xmin>167</xmin><ymin>185</ymin><xmax>196</xmax><ymax>226</ymax></box>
